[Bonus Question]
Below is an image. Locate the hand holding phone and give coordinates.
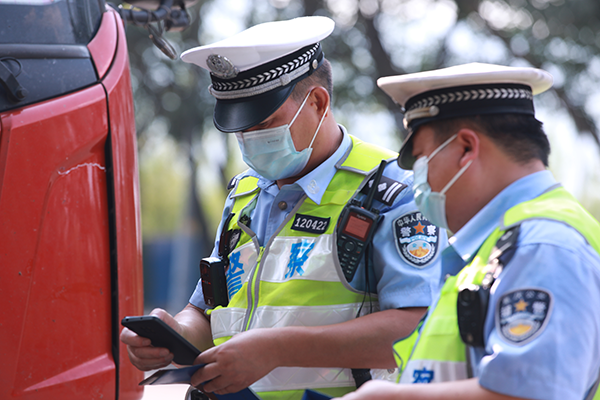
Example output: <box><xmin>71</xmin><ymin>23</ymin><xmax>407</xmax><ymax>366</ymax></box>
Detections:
<box><xmin>121</xmin><ymin>315</ymin><xmax>201</xmax><ymax>365</ymax></box>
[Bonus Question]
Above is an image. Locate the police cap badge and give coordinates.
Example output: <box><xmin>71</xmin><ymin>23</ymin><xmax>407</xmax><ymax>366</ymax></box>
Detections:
<box><xmin>181</xmin><ymin>16</ymin><xmax>334</xmax><ymax>133</ymax></box>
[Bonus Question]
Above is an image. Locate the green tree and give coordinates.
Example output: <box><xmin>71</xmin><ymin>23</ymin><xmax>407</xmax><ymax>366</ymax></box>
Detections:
<box><xmin>120</xmin><ymin>0</ymin><xmax>600</xmax><ymax>249</ymax></box>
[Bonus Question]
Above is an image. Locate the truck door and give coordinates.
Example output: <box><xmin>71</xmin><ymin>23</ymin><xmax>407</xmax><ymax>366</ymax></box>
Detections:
<box><xmin>0</xmin><ymin>1</ymin><xmax>144</xmax><ymax>399</ymax></box>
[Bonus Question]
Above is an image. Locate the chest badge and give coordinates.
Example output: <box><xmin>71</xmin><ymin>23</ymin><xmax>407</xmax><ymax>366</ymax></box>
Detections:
<box><xmin>496</xmin><ymin>289</ymin><xmax>553</xmax><ymax>345</ymax></box>
<box><xmin>393</xmin><ymin>211</ymin><xmax>440</xmax><ymax>268</ymax></box>
<box><xmin>291</xmin><ymin>213</ymin><xmax>330</xmax><ymax>234</ymax></box>
<box><xmin>228</xmin><ymin>229</ymin><xmax>241</xmax><ymax>253</ymax></box>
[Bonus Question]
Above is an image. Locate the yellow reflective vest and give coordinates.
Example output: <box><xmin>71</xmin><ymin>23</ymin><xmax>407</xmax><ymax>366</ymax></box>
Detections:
<box><xmin>211</xmin><ymin>135</ymin><xmax>397</xmax><ymax>400</ymax></box>
<box><xmin>393</xmin><ymin>186</ymin><xmax>600</xmax><ymax>399</ymax></box>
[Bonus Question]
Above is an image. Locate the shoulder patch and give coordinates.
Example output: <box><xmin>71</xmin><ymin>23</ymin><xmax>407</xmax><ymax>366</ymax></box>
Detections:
<box><xmin>360</xmin><ymin>175</ymin><xmax>407</xmax><ymax>206</ymax></box>
<box><xmin>393</xmin><ymin>211</ymin><xmax>440</xmax><ymax>268</ymax></box>
<box><xmin>496</xmin><ymin>288</ymin><xmax>553</xmax><ymax>346</ymax></box>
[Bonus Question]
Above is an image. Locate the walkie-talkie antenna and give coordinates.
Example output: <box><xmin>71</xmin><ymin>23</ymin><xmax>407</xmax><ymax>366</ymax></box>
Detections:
<box><xmin>363</xmin><ymin>160</ymin><xmax>387</xmax><ymax>211</ymax></box>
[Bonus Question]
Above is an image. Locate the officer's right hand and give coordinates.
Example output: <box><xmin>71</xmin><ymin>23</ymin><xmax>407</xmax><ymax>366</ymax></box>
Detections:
<box><xmin>119</xmin><ymin>308</ymin><xmax>178</xmax><ymax>371</ymax></box>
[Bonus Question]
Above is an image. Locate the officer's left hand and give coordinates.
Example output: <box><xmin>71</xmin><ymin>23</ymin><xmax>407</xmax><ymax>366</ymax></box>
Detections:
<box><xmin>190</xmin><ymin>328</ymin><xmax>281</xmax><ymax>394</ymax></box>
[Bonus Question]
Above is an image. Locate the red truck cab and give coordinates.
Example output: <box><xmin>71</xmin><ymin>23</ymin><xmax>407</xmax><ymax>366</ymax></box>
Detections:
<box><xmin>0</xmin><ymin>1</ymin><xmax>144</xmax><ymax>399</ymax></box>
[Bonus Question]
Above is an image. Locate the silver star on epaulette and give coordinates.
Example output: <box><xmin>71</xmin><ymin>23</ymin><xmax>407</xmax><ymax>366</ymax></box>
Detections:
<box><xmin>207</xmin><ymin>54</ymin><xmax>239</xmax><ymax>79</ymax></box>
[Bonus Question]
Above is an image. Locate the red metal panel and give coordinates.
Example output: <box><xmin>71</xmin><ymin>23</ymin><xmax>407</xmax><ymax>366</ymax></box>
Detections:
<box><xmin>0</xmin><ymin>6</ymin><xmax>144</xmax><ymax>399</ymax></box>
<box><xmin>88</xmin><ymin>9</ymin><xmax>118</xmax><ymax>80</ymax></box>
<box><xmin>101</xmin><ymin>8</ymin><xmax>145</xmax><ymax>400</ymax></box>
<box><xmin>0</xmin><ymin>86</ymin><xmax>115</xmax><ymax>399</ymax></box>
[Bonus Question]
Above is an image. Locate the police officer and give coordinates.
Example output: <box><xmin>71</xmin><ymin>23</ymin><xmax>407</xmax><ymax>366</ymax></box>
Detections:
<box><xmin>336</xmin><ymin>63</ymin><xmax>600</xmax><ymax>399</ymax></box>
<box><xmin>120</xmin><ymin>17</ymin><xmax>446</xmax><ymax>399</ymax></box>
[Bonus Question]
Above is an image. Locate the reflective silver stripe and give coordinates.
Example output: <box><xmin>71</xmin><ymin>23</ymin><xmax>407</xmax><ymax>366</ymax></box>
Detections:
<box><xmin>399</xmin><ymin>359</ymin><xmax>468</xmax><ymax>384</ymax></box>
<box><xmin>211</xmin><ymin>307</ymin><xmax>245</xmax><ymax>339</ymax></box>
<box><xmin>244</xmin><ymin>197</ymin><xmax>308</xmax><ymax>332</ymax></box>
<box><xmin>260</xmin><ymin>235</ymin><xmax>339</xmax><ymax>282</ymax></box>
<box><xmin>250</xmin><ymin>303</ymin><xmax>378</xmax><ymax>330</ymax></box>
<box><xmin>251</xmin><ymin>366</ymin><xmax>355</xmax><ymax>392</ymax></box>
<box><xmin>212</xmin><ymin>303</ymin><xmax>379</xmax><ymax>340</ymax></box>
<box><xmin>371</xmin><ymin>368</ymin><xmax>399</xmax><ymax>382</ymax></box>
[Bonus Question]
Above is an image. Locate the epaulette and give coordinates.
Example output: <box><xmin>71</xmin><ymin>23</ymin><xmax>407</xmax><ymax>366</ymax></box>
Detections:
<box><xmin>359</xmin><ymin>175</ymin><xmax>407</xmax><ymax>206</ymax></box>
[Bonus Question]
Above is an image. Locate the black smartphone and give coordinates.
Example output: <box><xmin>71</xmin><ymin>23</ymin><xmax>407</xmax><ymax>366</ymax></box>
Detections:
<box><xmin>121</xmin><ymin>315</ymin><xmax>201</xmax><ymax>365</ymax></box>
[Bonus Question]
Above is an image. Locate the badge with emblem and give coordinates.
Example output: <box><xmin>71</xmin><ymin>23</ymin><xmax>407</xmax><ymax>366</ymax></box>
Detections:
<box><xmin>496</xmin><ymin>289</ymin><xmax>553</xmax><ymax>345</ymax></box>
<box><xmin>228</xmin><ymin>229</ymin><xmax>241</xmax><ymax>253</ymax></box>
<box><xmin>206</xmin><ymin>54</ymin><xmax>239</xmax><ymax>79</ymax></box>
<box><xmin>393</xmin><ymin>211</ymin><xmax>440</xmax><ymax>268</ymax></box>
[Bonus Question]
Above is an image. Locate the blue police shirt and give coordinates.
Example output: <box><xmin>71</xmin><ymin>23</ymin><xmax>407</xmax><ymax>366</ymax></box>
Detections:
<box><xmin>443</xmin><ymin>170</ymin><xmax>600</xmax><ymax>399</ymax></box>
<box><xmin>190</xmin><ymin>126</ymin><xmax>446</xmax><ymax>312</ymax></box>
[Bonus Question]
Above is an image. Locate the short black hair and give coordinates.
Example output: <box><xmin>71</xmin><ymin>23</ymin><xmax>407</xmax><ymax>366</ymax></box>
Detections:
<box><xmin>290</xmin><ymin>58</ymin><xmax>333</xmax><ymax>103</ymax></box>
<box><xmin>427</xmin><ymin>114</ymin><xmax>551</xmax><ymax>166</ymax></box>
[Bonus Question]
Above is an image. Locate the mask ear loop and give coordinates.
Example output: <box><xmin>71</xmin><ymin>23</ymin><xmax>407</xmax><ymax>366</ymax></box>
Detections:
<box><xmin>427</xmin><ymin>133</ymin><xmax>458</xmax><ymax>162</ymax></box>
<box><xmin>289</xmin><ymin>89</ymin><xmax>314</xmax><ymax>127</ymax></box>
<box><xmin>307</xmin><ymin>104</ymin><xmax>329</xmax><ymax>149</ymax></box>
<box><xmin>416</xmin><ymin>133</ymin><xmax>457</xmax><ymax>187</ymax></box>
<box><xmin>236</xmin><ymin>89</ymin><xmax>314</xmax><ymax>143</ymax></box>
<box><xmin>441</xmin><ymin>159</ymin><xmax>473</xmax><ymax>195</ymax></box>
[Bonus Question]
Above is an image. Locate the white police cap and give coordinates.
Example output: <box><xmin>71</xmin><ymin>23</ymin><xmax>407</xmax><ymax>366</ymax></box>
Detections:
<box><xmin>181</xmin><ymin>16</ymin><xmax>335</xmax><ymax>132</ymax></box>
<box><xmin>377</xmin><ymin>63</ymin><xmax>553</xmax><ymax>169</ymax></box>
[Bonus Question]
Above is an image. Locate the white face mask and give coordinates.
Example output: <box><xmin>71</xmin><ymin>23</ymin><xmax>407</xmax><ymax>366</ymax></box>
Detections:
<box><xmin>412</xmin><ymin>134</ymin><xmax>472</xmax><ymax>230</ymax></box>
<box><xmin>234</xmin><ymin>90</ymin><xmax>329</xmax><ymax>181</ymax></box>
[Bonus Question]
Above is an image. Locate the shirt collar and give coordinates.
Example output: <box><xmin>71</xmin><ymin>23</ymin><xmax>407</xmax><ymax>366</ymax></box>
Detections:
<box><xmin>291</xmin><ymin>125</ymin><xmax>351</xmax><ymax>204</ymax></box>
<box><xmin>449</xmin><ymin>170</ymin><xmax>558</xmax><ymax>262</ymax></box>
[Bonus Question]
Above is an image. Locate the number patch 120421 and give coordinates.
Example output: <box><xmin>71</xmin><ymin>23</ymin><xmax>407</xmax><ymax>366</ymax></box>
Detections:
<box><xmin>291</xmin><ymin>213</ymin><xmax>330</xmax><ymax>234</ymax></box>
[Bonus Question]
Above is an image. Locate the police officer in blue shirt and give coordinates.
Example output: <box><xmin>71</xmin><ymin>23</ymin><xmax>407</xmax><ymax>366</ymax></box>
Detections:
<box><xmin>336</xmin><ymin>63</ymin><xmax>600</xmax><ymax>400</ymax></box>
<box><xmin>120</xmin><ymin>17</ymin><xmax>445</xmax><ymax>399</ymax></box>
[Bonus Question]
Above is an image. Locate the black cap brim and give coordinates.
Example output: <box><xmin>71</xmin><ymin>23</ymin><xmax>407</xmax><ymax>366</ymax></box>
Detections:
<box><xmin>397</xmin><ymin>130</ymin><xmax>417</xmax><ymax>170</ymax></box>
<box><xmin>213</xmin><ymin>81</ymin><xmax>298</xmax><ymax>133</ymax></box>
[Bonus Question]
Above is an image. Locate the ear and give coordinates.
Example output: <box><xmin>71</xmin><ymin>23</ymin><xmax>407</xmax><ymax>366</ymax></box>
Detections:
<box><xmin>455</xmin><ymin>128</ymin><xmax>479</xmax><ymax>167</ymax></box>
<box><xmin>309</xmin><ymin>86</ymin><xmax>330</xmax><ymax>115</ymax></box>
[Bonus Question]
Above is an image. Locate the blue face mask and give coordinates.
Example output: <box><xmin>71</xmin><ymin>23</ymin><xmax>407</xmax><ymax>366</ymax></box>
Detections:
<box><xmin>235</xmin><ymin>91</ymin><xmax>329</xmax><ymax>181</ymax></box>
<box><xmin>413</xmin><ymin>134</ymin><xmax>472</xmax><ymax>230</ymax></box>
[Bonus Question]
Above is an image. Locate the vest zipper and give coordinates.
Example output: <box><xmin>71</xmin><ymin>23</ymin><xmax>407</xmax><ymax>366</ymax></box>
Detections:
<box><xmin>235</xmin><ymin>221</ymin><xmax>260</xmax><ymax>331</ymax></box>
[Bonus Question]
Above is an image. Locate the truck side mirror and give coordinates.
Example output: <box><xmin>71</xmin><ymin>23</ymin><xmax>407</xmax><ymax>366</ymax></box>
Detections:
<box><xmin>111</xmin><ymin>0</ymin><xmax>198</xmax><ymax>59</ymax></box>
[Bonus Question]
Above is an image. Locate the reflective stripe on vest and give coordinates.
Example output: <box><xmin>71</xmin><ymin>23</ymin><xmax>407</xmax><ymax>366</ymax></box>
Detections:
<box><xmin>212</xmin><ymin>135</ymin><xmax>397</xmax><ymax>396</ymax></box>
<box><xmin>395</xmin><ymin>186</ymin><xmax>600</xmax><ymax>389</ymax></box>
<box><xmin>397</xmin><ymin>274</ymin><xmax>467</xmax><ymax>384</ymax></box>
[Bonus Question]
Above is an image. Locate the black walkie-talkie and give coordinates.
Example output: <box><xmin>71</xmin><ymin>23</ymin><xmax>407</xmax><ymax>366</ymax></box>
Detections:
<box><xmin>336</xmin><ymin>161</ymin><xmax>387</xmax><ymax>282</ymax></box>
<box><xmin>457</xmin><ymin>226</ymin><xmax>520</xmax><ymax>347</ymax></box>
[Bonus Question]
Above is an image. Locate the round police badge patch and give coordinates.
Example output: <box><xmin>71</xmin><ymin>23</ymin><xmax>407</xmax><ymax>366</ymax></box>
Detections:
<box><xmin>496</xmin><ymin>289</ymin><xmax>553</xmax><ymax>345</ymax></box>
<box><xmin>393</xmin><ymin>211</ymin><xmax>440</xmax><ymax>268</ymax></box>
